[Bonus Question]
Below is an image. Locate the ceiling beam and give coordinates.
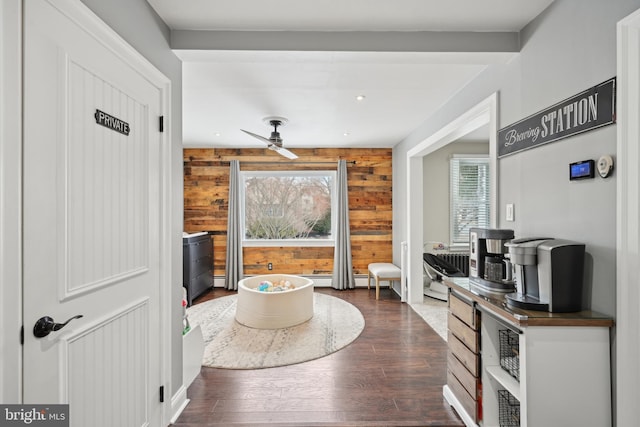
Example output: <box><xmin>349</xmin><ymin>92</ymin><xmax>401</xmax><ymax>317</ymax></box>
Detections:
<box><xmin>171</xmin><ymin>30</ymin><xmax>520</xmax><ymax>53</ymax></box>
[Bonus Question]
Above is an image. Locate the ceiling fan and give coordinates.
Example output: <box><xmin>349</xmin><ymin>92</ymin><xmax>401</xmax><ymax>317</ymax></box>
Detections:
<box><xmin>241</xmin><ymin>116</ymin><xmax>298</xmax><ymax>159</ymax></box>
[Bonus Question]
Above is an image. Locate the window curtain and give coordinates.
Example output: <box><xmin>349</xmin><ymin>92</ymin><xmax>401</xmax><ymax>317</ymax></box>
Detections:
<box><xmin>225</xmin><ymin>160</ymin><xmax>243</xmax><ymax>290</ymax></box>
<box><xmin>332</xmin><ymin>160</ymin><xmax>355</xmax><ymax>290</ymax></box>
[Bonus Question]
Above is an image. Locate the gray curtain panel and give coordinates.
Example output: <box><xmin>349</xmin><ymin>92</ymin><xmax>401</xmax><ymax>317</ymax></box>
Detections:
<box><xmin>332</xmin><ymin>159</ymin><xmax>355</xmax><ymax>290</ymax></box>
<box><xmin>225</xmin><ymin>160</ymin><xmax>243</xmax><ymax>290</ymax></box>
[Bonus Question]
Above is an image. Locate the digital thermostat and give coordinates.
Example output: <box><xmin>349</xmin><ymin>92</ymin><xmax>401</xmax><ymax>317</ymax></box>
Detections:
<box><xmin>569</xmin><ymin>160</ymin><xmax>595</xmax><ymax>180</ymax></box>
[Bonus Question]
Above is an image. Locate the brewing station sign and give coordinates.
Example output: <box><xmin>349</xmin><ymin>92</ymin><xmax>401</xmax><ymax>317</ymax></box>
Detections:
<box><xmin>498</xmin><ymin>78</ymin><xmax>616</xmax><ymax>157</ymax></box>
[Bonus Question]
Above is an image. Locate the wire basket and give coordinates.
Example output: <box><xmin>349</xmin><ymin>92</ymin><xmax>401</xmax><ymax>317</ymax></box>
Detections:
<box><xmin>499</xmin><ymin>329</ymin><xmax>520</xmax><ymax>381</ymax></box>
<box><xmin>498</xmin><ymin>389</ymin><xmax>520</xmax><ymax>426</ymax></box>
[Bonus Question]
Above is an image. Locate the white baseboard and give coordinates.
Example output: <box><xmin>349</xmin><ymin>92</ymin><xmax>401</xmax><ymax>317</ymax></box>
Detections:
<box><xmin>169</xmin><ymin>385</ymin><xmax>189</xmax><ymax>424</ymax></box>
<box><xmin>210</xmin><ymin>275</ymin><xmax>402</xmax><ymax>301</ymax></box>
<box><xmin>213</xmin><ymin>275</ymin><xmax>398</xmax><ymax>290</ymax></box>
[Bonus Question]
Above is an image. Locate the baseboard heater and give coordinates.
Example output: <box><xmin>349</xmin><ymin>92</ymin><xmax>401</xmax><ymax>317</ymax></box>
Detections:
<box><xmin>435</xmin><ymin>253</ymin><xmax>470</xmax><ymax>277</ymax></box>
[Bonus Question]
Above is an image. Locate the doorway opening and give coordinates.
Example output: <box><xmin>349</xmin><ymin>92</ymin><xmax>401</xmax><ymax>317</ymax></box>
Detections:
<box><xmin>405</xmin><ymin>93</ymin><xmax>498</xmax><ymax>304</ymax></box>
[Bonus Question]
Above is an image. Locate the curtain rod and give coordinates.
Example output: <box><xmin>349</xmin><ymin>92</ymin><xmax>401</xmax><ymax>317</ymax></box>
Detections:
<box><xmin>240</xmin><ymin>160</ymin><xmax>357</xmax><ymax>165</ymax></box>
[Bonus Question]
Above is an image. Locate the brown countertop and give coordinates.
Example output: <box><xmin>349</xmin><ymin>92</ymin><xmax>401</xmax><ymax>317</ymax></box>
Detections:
<box><xmin>444</xmin><ymin>277</ymin><xmax>614</xmax><ymax>328</ymax></box>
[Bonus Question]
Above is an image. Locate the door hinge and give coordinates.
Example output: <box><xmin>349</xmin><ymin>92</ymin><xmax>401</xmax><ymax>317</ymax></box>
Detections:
<box><xmin>159</xmin><ymin>116</ymin><xmax>164</xmax><ymax>133</ymax></box>
<box><xmin>20</xmin><ymin>326</ymin><xmax>24</xmax><ymax>345</ymax></box>
<box><xmin>159</xmin><ymin>385</ymin><xmax>164</xmax><ymax>403</ymax></box>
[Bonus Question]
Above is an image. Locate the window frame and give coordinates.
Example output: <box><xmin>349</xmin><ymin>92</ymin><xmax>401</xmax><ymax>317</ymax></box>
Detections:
<box><xmin>449</xmin><ymin>154</ymin><xmax>490</xmax><ymax>248</ymax></box>
<box><xmin>240</xmin><ymin>169</ymin><xmax>337</xmax><ymax>247</ymax></box>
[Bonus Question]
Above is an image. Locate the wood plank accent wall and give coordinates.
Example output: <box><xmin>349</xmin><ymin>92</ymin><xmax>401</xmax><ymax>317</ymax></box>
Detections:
<box><xmin>183</xmin><ymin>148</ymin><xmax>393</xmax><ymax>277</ymax></box>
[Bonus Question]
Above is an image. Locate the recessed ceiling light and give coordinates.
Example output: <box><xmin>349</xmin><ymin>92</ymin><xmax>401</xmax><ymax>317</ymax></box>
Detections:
<box><xmin>214</xmin><ymin>132</ymin><xmax>221</xmax><ymax>137</ymax></box>
<box><xmin>355</xmin><ymin>95</ymin><xmax>366</xmax><ymax>101</ymax></box>
<box><xmin>343</xmin><ymin>132</ymin><xmax>350</xmax><ymax>137</ymax></box>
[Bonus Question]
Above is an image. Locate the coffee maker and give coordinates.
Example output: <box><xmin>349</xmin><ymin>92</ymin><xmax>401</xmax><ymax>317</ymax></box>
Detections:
<box><xmin>469</xmin><ymin>228</ymin><xmax>515</xmax><ymax>295</ymax></box>
<box><xmin>505</xmin><ymin>238</ymin><xmax>585</xmax><ymax>312</ymax></box>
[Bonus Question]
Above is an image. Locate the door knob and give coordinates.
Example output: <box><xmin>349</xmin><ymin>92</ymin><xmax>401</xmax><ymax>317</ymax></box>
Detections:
<box><xmin>33</xmin><ymin>315</ymin><xmax>83</xmax><ymax>338</ymax></box>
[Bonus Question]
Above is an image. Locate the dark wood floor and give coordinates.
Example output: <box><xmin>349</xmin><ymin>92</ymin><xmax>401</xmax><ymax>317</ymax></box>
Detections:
<box><xmin>173</xmin><ymin>287</ymin><xmax>464</xmax><ymax>427</ymax></box>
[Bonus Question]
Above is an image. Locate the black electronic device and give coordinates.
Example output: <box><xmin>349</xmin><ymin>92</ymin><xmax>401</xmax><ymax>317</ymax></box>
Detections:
<box><xmin>569</xmin><ymin>159</ymin><xmax>595</xmax><ymax>180</ymax></box>
<box><xmin>505</xmin><ymin>238</ymin><xmax>586</xmax><ymax>312</ymax></box>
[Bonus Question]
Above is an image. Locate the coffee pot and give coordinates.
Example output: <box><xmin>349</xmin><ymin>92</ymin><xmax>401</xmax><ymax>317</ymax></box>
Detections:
<box><xmin>484</xmin><ymin>256</ymin><xmax>513</xmax><ymax>283</ymax></box>
<box><xmin>469</xmin><ymin>228</ymin><xmax>515</xmax><ymax>295</ymax></box>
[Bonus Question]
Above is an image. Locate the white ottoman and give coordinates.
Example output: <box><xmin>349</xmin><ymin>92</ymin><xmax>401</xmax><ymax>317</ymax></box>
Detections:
<box><xmin>368</xmin><ymin>263</ymin><xmax>402</xmax><ymax>300</ymax></box>
<box><xmin>236</xmin><ymin>274</ymin><xmax>314</xmax><ymax>329</ymax></box>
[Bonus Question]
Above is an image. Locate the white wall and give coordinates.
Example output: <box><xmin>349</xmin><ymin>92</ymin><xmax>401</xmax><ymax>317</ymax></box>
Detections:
<box><xmin>0</xmin><ymin>0</ymin><xmax>184</xmax><ymax>408</ymax></box>
<box><xmin>397</xmin><ymin>0</ymin><xmax>640</xmax><ymax>317</ymax></box>
<box><xmin>80</xmin><ymin>0</ymin><xmax>185</xmax><ymax>401</ymax></box>
<box><xmin>498</xmin><ymin>0</ymin><xmax>628</xmax><ymax>316</ymax></box>
<box><xmin>423</xmin><ymin>141</ymin><xmax>489</xmax><ymax>249</ymax></box>
<box><xmin>394</xmin><ymin>0</ymin><xmax>640</xmax><ymax>424</ymax></box>
<box><xmin>0</xmin><ymin>0</ymin><xmax>22</xmax><ymax>404</ymax></box>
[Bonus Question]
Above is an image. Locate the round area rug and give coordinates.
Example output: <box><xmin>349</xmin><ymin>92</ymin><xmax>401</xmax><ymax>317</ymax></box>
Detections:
<box><xmin>186</xmin><ymin>292</ymin><xmax>365</xmax><ymax>369</ymax></box>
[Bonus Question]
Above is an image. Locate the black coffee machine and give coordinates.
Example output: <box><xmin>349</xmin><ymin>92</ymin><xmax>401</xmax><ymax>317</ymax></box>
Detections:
<box><xmin>469</xmin><ymin>228</ymin><xmax>515</xmax><ymax>295</ymax></box>
<box><xmin>505</xmin><ymin>238</ymin><xmax>586</xmax><ymax>312</ymax></box>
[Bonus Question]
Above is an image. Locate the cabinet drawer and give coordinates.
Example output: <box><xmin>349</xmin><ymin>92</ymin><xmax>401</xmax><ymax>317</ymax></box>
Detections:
<box><xmin>447</xmin><ymin>369</ymin><xmax>478</xmax><ymax>423</ymax></box>
<box><xmin>184</xmin><ymin>270</ymin><xmax>213</xmax><ymax>306</ymax></box>
<box><xmin>449</xmin><ymin>292</ymin><xmax>478</xmax><ymax>329</ymax></box>
<box><xmin>184</xmin><ymin>255</ymin><xmax>212</xmax><ymax>282</ymax></box>
<box><xmin>448</xmin><ymin>330</ymin><xmax>479</xmax><ymax>377</ymax></box>
<box><xmin>448</xmin><ymin>311</ymin><xmax>479</xmax><ymax>353</ymax></box>
<box><xmin>184</xmin><ymin>238</ymin><xmax>212</xmax><ymax>260</ymax></box>
<box><xmin>448</xmin><ymin>352</ymin><xmax>479</xmax><ymax>398</ymax></box>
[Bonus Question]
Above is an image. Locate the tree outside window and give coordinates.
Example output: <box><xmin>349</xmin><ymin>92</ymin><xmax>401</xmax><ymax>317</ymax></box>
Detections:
<box><xmin>242</xmin><ymin>171</ymin><xmax>335</xmax><ymax>242</ymax></box>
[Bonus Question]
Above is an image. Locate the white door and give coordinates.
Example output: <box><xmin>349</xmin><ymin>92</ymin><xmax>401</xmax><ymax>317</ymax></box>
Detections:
<box><xmin>23</xmin><ymin>1</ymin><xmax>164</xmax><ymax>426</ymax></box>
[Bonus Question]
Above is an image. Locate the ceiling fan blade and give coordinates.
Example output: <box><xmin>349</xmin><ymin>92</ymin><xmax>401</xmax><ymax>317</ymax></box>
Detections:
<box><xmin>241</xmin><ymin>126</ymin><xmax>297</xmax><ymax>159</ymax></box>
<box><xmin>271</xmin><ymin>145</ymin><xmax>298</xmax><ymax>159</ymax></box>
<box><xmin>241</xmin><ymin>129</ymin><xmax>273</xmax><ymax>145</ymax></box>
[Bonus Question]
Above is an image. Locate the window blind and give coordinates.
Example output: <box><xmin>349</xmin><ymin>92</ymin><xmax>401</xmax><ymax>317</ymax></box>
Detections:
<box><xmin>450</xmin><ymin>156</ymin><xmax>490</xmax><ymax>245</ymax></box>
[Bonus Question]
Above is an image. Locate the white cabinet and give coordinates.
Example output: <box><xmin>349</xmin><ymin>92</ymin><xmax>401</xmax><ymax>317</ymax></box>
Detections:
<box><xmin>183</xmin><ymin>324</ymin><xmax>204</xmax><ymax>388</ymax></box>
<box><xmin>480</xmin><ymin>313</ymin><xmax>611</xmax><ymax>427</ymax></box>
<box><xmin>444</xmin><ymin>279</ymin><xmax>613</xmax><ymax>427</ymax></box>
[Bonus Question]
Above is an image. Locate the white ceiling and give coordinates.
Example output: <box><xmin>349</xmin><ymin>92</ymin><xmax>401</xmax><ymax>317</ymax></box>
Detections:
<box><xmin>148</xmin><ymin>0</ymin><xmax>553</xmax><ymax>32</ymax></box>
<box><xmin>147</xmin><ymin>0</ymin><xmax>555</xmax><ymax>150</ymax></box>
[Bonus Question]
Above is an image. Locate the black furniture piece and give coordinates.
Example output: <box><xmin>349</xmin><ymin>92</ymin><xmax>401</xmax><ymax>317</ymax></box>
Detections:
<box><xmin>183</xmin><ymin>233</ymin><xmax>213</xmax><ymax>306</ymax></box>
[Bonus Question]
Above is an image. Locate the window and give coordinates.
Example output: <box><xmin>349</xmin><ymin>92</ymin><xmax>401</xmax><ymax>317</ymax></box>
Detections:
<box><xmin>241</xmin><ymin>170</ymin><xmax>336</xmax><ymax>246</ymax></box>
<box><xmin>450</xmin><ymin>155</ymin><xmax>490</xmax><ymax>246</ymax></box>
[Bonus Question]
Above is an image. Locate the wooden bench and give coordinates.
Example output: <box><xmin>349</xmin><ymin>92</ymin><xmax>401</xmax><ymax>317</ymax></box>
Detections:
<box><xmin>367</xmin><ymin>263</ymin><xmax>402</xmax><ymax>300</ymax></box>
